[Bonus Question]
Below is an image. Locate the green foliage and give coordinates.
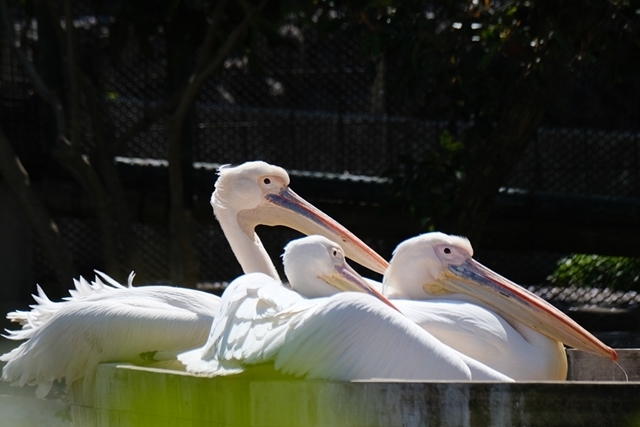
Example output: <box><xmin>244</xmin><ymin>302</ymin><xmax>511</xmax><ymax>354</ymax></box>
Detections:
<box><xmin>344</xmin><ymin>0</ymin><xmax>640</xmax><ymax>121</ymax></box>
<box><xmin>384</xmin><ymin>130</ymin><xmax>470</xmax><ymax>230</ymax></box>
<box><xmin>548</xmin><ymin>254</ymin><xmax>640</xmax><ymax>292</ymax></box>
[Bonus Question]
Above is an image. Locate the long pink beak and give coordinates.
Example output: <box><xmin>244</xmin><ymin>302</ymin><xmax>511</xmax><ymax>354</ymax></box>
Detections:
<box><xmin>262</xmin><ymin>187</ymin><xmax>389</xmax><ymax>275</ymax></box>
<box><xmin>330</xmin><ymin>262</ymin><xmax>401</xmax><ymax>312</ymax></box>
<box><xmin>443</xmin><ymin>258</ymin><xmax>617</xmax><ymax>361</ymax></box>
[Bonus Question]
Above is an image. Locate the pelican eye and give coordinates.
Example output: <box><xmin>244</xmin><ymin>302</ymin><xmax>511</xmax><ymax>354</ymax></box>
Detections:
<box><xmin>332</xmin><ymin>249</ymin><xmax>338</xmax><ymax>257</ymax></box>
<box><xmin>443</xmin><ymin>247</ymin><xmax>451</xmax><ymax>254</ymax></box>
<box><xmin>263</xmin><ymin>178</ymin><xmax>271</xmax><ymax>185</ymax></box>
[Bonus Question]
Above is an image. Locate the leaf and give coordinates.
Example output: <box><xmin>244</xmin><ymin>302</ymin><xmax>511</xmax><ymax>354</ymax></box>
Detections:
<box><xmin>549</xmin><ymin>254</ymin><xmax>640</xmax><ymax>291</ymax></box>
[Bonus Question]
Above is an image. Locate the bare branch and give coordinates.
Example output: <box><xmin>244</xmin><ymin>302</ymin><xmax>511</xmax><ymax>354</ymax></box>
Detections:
<box><xmin>168</xmin><ymin>0</ymin><xmax>270</xmax><ymax>203</ymax></box>
<box><xmin>173</xmin><ymin>0</ymin><xmax>269</xmax><ymax>125</ymax></box>
<box><xmin>36</xmin><ymin>0</ymin><xmax>142</xmax><ymax>158</ymax></box>
<box><xmin>195</xmin><ymin>0</ymin><xmax>229</xmax><ymax>73</ymax></box>
<box><xmin>112</xmin><ymin>91</ymin><xmax>183</xmax><ymax>154</ymax></box>
<box><xmin>113</xmin><ymin>0</ymin><xmax>254</xmax><ymax>155</ymax></box>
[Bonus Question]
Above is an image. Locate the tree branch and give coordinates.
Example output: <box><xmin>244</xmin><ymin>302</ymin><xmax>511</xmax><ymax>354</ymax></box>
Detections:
<box><xmin>112</xmin><ymin>91</ymin><xmax>183</xmax><ymax>154</ymax></box>
<box><xmin>195</xmin><ymin>0</ymin><xmax>229</xmax><ymax>73</ymax></box>
<box><xmin>173</xmin><ymin>0</ymin><xmax>268</xmax><ymax>126</ymax></box>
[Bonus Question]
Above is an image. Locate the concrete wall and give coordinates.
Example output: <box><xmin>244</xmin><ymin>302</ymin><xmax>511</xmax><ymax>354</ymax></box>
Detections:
<box><xmin>67</xmin><ymin>349</ymin><xmax>640</xmax><ymax>427</ymax></box>
<box><xmin>2</xmin><ymin>349</ymin><xmax>639</xmax><ymax>426</ymax></box>
<box><xmin>68</xmin><ymin>362</ymin><xmax>640</xmax><ymax>427</ymax></box>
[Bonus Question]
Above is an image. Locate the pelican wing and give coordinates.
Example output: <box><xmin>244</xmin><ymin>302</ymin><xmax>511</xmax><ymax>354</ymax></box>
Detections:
<box><xmin>395</xmin><ymin>298</ymin><xmax>567</xmax><ymax>380</ymax></box>
<box><xmin>179</xmin><ymin>273</ymin><xmax>309</xmax><ymax>375</ymax></box>
<box><xmin>181</xmin><ymin>273</ymin><xmax>512</xmax><ymax>382</ymax></box>
<box><xmin>272</xmin><ymin>294</ymin><xmax>512</xmax><ymax>381</ymax></box>
<box><xmin>6</xmin><ymin>272</ymin><xmax>220</xmax><ymax>334</ymax></box>
<box><xmin>2</xmin><ymin>277</ymin><xmax>220</xmax><ymax>398</ymax></box>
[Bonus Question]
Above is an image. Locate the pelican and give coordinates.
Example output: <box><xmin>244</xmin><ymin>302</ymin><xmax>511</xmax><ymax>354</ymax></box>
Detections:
<box><xmin>178</xmin><ymin>235</ymin><xmax>513</xmax><ymax>381</ymax></box>
<box><xmin>380</xmin><ymin>232</ymin><xmax>617</xmax><ymax>380</ymax></box>
<box><xmin>1</xmin><ymin>161</ymin><xmax>389</xmax><ymax>397</ymax></box>
<box><xmin>211</xmin><ymin>162</ymin><xmax>387</xmax><ymax>279</ymax></box>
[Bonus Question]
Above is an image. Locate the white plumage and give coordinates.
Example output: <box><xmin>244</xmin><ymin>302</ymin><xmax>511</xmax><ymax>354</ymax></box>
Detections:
<box><xmin>3</xmin><ymin>161</ymin><xmax>614</xmax><ymax>395</ymax></box>
<box><xmin>377</xmin><ymin>232</ymin><xmax>616</xmax><ymax>380</ymax></box>
<box><xmin>2</xmin><ymin>272</ymin><xmax>219</xmax><ymax>398</ymax></box>
<box><xmin>1</xmin><ymin>161</ymin><xmax>391</xmax><ymax>396</ymax></box>
<box><xmin>179</xmin><ymin>236</ymin><xmax>512</xmax><ymax>382</ymax></box>
<box><xmin>392</xmin><ymin>299</ymin><xmax>567</xmax><ymax>380</ymax></box>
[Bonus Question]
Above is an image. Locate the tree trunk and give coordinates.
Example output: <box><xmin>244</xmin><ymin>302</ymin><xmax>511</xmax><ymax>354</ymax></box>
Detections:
<box><xmin>82</xmin><ymin>72</ymin><xmax>137</xmax><ymax>282</ymax></box>
<box><xmin>165</xmin><ymin>1</ymin><xmax>199</xmax><ymax>287</ymax></box>
<box><xmin>0</xmin><ymin>126</ymin><xmax>76</xmax><ymax>293</ymax></box>
<box><xmin>165</xmin><ymin>0</ymin><xmax>269</xmax><ymax>287</ymax></box>
<box><xmin>54</xmin><ymin>0</ymin><xmax>123</xmax><ymax>278</ymax></box>
<box><xmin>446</xmin><ymin>83</ymin><xmax>550</xmax><ymax>244</ymax></box>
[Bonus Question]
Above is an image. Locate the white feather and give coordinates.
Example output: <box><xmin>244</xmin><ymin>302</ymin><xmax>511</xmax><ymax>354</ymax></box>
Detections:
<box><xmin>1</xmin><ymin>272</ymin><xmax>220</xmax><ymax>397</ymax></box>
<box><xmin>379</xmin><ymin>232</ymin><xmax>570</xmax><ymax>380</ymax></box>
<box><xmin>180</xmin><ymin>272</ymin><xmax>512</xmax><ymax>382</ymax></box>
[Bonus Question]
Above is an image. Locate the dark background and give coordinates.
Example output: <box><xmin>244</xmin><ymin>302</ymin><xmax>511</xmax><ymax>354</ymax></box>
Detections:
<box><xmin>1</xmin><ymin>0</ymin><xmax>639</xmax><ymax>339</ymax></box>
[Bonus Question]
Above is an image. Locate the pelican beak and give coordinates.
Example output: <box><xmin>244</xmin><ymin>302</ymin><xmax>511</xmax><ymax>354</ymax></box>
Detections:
<box><xmin>439</xmin><ymin>258</ymin><xmax>617</xmax><ymax>361</ymax></box>
<box><xmin>255</xmin><ymin>187</ymin><xmax>389</xmax><ymax>275</ymax></box>
<box><xmin>321</xmin><ymin>262</ymin><xmax>400</xmax><ymax>312</ymax></box>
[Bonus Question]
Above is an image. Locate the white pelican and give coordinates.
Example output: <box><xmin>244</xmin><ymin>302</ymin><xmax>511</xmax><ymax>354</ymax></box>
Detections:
<box><xmin>178</xmin><ymin>235</ymin><xmax>513</xmax><ymax>381</ymax></box>
<box><xmin>212</xmin><ymin>162</ymin><xmax>388</xmax><ymax>279</ymax></box>
<box><xmin>380</xmin><ymin>232</ymin><xmax>617</xmax><ymax>380</ymax></box>
<box><xmin>1</xmin><ymin>161</ymin><xmax>389</xmax><ymax>397</ymax></box>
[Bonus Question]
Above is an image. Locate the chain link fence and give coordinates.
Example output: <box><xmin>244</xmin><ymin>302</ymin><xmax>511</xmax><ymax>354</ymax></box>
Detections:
<box><xmin>3</xmin><ymin>10</ymin><xmax>640</xmax><ymax>309</ymax></box>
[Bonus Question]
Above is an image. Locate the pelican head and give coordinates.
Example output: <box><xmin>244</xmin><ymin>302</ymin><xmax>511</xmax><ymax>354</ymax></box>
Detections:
<box><xmin>212</xmin><ymin>162</ymin><xmax>388</xmax><ymax>276</ymax></box>
<box><xmin>383</xmin><ymin>232</ymin><xmax>617</xmax><ymax>361</ymax></box>
<box><xmin>283</xmin><ymin>235</ymin><xmax>398</xmax><ymax>311</ymax></box>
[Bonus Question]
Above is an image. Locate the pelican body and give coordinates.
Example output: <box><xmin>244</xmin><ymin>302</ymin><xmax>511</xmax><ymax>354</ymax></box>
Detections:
<box><xmin>179</xmin><ymin>236</ymin><xmax>512</xmax><ymax>382</ymax></box>
<box><xmin>381</xmin><ymin>232</ymin><xmax>616</xmax><ymax>380</ymax></box>
<box><xmin>189</xmin><ymin>233</ymin><xmax>612</xmax><ymax>382</ymax></box>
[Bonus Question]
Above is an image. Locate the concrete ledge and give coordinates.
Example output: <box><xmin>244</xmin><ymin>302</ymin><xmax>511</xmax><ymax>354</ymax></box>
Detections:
<box><xmin>68</xmin><ymin>351</ymin><xmax>640</xmax><ymax>427</ymax></box>
<box><xmin>3</xmin><ymin>348</ymin><xmax>638</xmax><ymax>426</ymax></box>
<box><xmin>567</xmin><ymin>348</ymin><xmax>640</xmax><ymax>381</ymax></box>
